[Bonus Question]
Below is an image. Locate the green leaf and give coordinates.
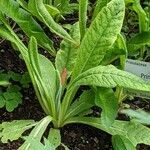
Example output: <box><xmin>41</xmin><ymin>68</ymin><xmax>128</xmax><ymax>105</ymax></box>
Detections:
<box><xmin>0</xmin><ymin>95</ymin><xmax>5</xmax><ymax>108</ymax></box>
<box><xmin>92</xmin><ymin>0</ymin><xmax>111</xmax><ymax>21</ymax></box>
<box><xmin>0</xmin><ymin>73</ymin><xmax>10</xmax><ymax>81</ymax></box>
<box><xmin>8</xmin><ymin>71</ymin><xmax>22</xmax><ymax>82</ymax></box>
<box><xmin>7</xmin><ymin>85</ymin><xmax>21</xmax><ymax>92</ymax></box>
<box><xmin>20</xmin><ymin>72</ymin><xmax>31</xmax><ymax>88</ymax></box>
<box><xmin>66</xmin><ymin>90</ymin><xmax>95</xmax><ymax>119</ymax></box>
<box><xmin>25</xmin><ymin>137</ymin><xmax>55</xmax><ymax>150</ymax></box>
<box><xmin>112</xmin><ymin>135</ymin><xmax>136</xmax><ymax>150</ymax></box>
<box><xmin>120</xmin><ymin>109</ymin><xmax>150</xmax><ymax>125</ymax></box>
<box><xmin>72</xmin><ymin>0</ymin><xmax>125</xmax><ymax>79</ymax></box>
<box><xmin>55</xmin><ymin>0</ymin><xmax>78</xmax><ymax>15</ymax></box>
<box><xmin>0</xmin><ymin>120</ymin><xmax>35</xmax><ymax>143</ymax></box>
<box><xmin>48</xmin><ymin>128</ymin><xmax>61</xmax><ymax>148</ymax></box>
<box><xmin>19</xmin><ymin>116</ymin><xmax>52</xmax><ymax>150</ymax></box>
<box><xmin>0</xmin><ymin>0</ymin><xmax>55</xmax><ymax>55</ymax></box>
<box><xmin>95</xmin><ymin>88</ymin><xmax>118</xmax><ymax>127</ymax></box>
<box><xmin>28</xmin><ymin>37</ymin><xmax>57</xmax><ymax>115</ymax></box>
<box><xmin>101</xmin><ymin>34</ymin><xmax>127</xmax><ymax>65</ymax></box>
<box><xmin>2</xmin><ymin>91</ymin><xmax>22</xmax><ymax>112</ymax></box>
<box><xmin>65</xmin><ymin>117</ymin><xmax>150</xmax><ymax>146</ymax></box>
<box><xmin>45</xmin><ymin>4</ymin><xmax>60</xmax><ymax>18</ymax></box>
<box><xmin>127</xmin><ymin>32</ymin><xmax>150</xmax><ymax>55</ymax></box>
<box><xmin>70</xmin><ymin>65</ymin><xmax>150</xmax><ymax>92</ymax></box>
<box><xmin>79</xmin><ymin>0</ymin><xmax>88</xmax><ymax>40</ymax></box>
<box><xmin>28</xmin><ymin>0</ymin><xmax>74</xmax><ymax>43</ymax></box>
<box><xmin>55</xmin><ymin>22</ymin><xmax>80</xmax><ymax>77</ymax></box>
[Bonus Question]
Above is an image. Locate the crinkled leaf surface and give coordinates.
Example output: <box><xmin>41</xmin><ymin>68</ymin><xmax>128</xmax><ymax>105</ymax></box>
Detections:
<box><xmin>48</xmin><ymin>128</ymin><xmax>61</xmax><ymax>148</ymax></box>
<box><xmin>92</xmin><ymin>0</ymin><xmax>111</xmax><ymax>20</ymax></box>
<box><xmin>72</xmin><ymin>0</ymin><xmax>125</xmax><ymax>79</ymax></box>
<box><xmin>70</xmin><ymin>65</ymin><xmax>150</xmax><ymax>92</ymax></box>
<box><xmin>0</xmin><ymin>120</ymin><xmax>35</xmax><ymax>143</ymax></box>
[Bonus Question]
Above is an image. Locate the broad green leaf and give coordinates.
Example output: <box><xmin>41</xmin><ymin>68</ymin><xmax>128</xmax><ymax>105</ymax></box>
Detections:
<box><xmin>0</xmin><ymin>0</ymin><xmax>55</xmax><ymax>55</ymax></box>
<box><xmin>28</xmin><ymin>0</ymin><xmax>74</xmax><ymax>43</ymax></box>
<box><xmin>55</xmin><ymin>22</ymin><xmax>80</xmax><ymax>77</ymax></box>
<box><xmin>0</xmin><ymin>120</ymin><xmax>35</xmax><ymax>143</ymax></box>
<box><xmin>112</xmin><ymin>135</ymin><xmax>136</xmax><ymax>150</ymax></box>
<box><xmin>19</xmin><ymin>116</ymin><xmax>52</xmax><ymax>150</ymax></box>
<box><xmin>65</xmin><ymin>117</ymin><xmax>150</xmax><ymax>146</ymax></box>
<box><xmin>70</xmin><ymin>65</ymin><xmax>150</xmax><ymax>92</ymax></box>
<box><xmin>72</xmin><ymin>0</ymin><xmax>125</xmax><ymax>79</ymax></box>
<box><xmin>25</xmin><ymin>137</ymin><xmax>55</xmax><ymax>150</ymax></box>
<box><xmin>95</xmin><ymin>88</ymin><xmax>118</xmax><ymax>127</ymax></box>
<box><xmin>66</xmin><ymin>90</ymin><xmax>95</xmax><ymax>119</ymax></box>
<box><xmin>48</xmin><ymin>128</ymin><xmax>61</xmax><ymax>148</ymax></box>
<box><xmin>127</xmin><ymin>32</ymin><xmax>150</xmax><ymax>54</ymax></box>
<box><xmin>79</xmin><ymin>0</ymin><xmax>88</xmax><ymax>40</ymax></box>
<box><xmin>120</xmin><ymin>109</ymin><xmax>150</xmax><ymax>125</ymax></box>
<box><xmin>28</xmin><ymin>37</ymin><xmax>57</xmax><ymax>116</ymax></box>
<box><xmin>92</xmin><ymin>0</ymin><xmax>111</xmax><ymax>21</ymax></box>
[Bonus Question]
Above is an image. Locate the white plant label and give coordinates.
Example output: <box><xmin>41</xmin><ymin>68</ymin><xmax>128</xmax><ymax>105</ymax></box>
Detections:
<box><xmin>125</xmin><ymin>59</ymin><xmax>150</xmax><ymax>99</ymax></box>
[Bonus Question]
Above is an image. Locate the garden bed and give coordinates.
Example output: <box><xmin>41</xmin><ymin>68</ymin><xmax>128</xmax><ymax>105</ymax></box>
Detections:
<box><xmin>0</xmin><ymin>43</ymin><xmax>149</xmax><ymax>150</ymax></box>
<box><xmin>0</xmin><ymin>0</ymin><xmax>150</xmax><ymax>150</ymax></box>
